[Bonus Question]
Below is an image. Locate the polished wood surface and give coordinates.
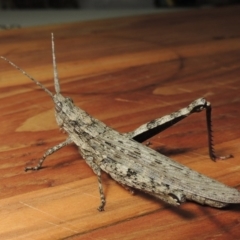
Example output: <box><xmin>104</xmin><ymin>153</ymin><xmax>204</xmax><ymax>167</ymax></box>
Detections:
<box><xmin>0</xmin><ymin>6</ymin><xmax>240</xmax><ymax>239</ymax></box>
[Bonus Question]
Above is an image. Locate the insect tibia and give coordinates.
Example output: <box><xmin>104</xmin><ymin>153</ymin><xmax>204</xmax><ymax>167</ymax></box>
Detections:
<box><xmin>206</xmin><ymin>105</ymin><xmax>233</xmax><ymax>161</ymax></box>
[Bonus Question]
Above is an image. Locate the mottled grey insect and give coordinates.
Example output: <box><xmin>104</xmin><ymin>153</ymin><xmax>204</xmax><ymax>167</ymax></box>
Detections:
<box><xmin>1</xmin><ymin>34</ymin><xmax>240</xmax><ymax>211</ymax></box>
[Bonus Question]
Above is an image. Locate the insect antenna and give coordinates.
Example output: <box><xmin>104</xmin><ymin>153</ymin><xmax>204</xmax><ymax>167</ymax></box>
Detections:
<box><xmin>51</xmin><ymin>33</ymin><xmax>61</xmax><ymax>95</ymax></box>
<box><xmin>0</xmin><ymin>56</ymin><xmax>54</xmax><ymax>98</ymax></box>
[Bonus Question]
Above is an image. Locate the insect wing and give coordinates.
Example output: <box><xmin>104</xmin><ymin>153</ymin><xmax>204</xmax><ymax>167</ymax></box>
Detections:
<box><xmin>92</xmin><ymin>133</ymin><xmax>240</xmax><ymax>204</ymax></box>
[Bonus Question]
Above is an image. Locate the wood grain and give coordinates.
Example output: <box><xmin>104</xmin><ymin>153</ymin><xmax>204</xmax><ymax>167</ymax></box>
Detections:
<box><xmin>0</xmin><ymin>6</ymin><xmax>240</xmax><ymax>239</ymax></box>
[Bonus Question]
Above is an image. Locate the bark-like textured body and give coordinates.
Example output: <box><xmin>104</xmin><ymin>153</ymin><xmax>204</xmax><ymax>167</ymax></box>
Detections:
<box><xmin>1</xmin><ymin>34</ymin><xmax>240</xmax><ymax>211</ymax></box>
<box><xmin>55</xmin><ymin>95</ymin><xmax>240</xmax><ymax>208</ymax></box>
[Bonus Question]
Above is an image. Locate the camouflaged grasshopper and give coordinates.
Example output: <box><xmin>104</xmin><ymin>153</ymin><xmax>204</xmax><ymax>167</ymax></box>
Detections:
<box><xmin>1</xmin><ymin>34</ymin><xmax>240</xmax><ymax>211</ymax></box>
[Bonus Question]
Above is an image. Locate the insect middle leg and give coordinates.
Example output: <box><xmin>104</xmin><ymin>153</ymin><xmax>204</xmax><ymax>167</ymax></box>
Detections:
<box><xmin>84</xmin><ymin>155</ymin><xmax>106</xmax><ymax>211</ymax></box>
<box><xmin>25</xmin><ymin>138</ymin><xmax>73</xmax><ymax>171</ymax></box>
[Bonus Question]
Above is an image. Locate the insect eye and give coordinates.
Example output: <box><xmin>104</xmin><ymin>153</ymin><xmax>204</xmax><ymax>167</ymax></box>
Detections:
<box><xmin>55</xmin><ymin>101</ymin><xmax>62</xmax><ymax>112</ymax></box>
<box><xmin>66</xmin><ymin>97</ymin><xmax>73</xmax><ymax>103</ymax></box>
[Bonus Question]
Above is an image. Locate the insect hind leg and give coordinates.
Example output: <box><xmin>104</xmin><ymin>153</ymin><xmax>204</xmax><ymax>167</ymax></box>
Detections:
<box><xmin>126</xmin><ymin>98</ymin><xmax>232</xmax><ymax>161</ymax></box>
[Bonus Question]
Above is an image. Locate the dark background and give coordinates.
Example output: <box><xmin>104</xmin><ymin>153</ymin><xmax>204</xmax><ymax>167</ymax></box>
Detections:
<box><xmin>1</xmin><ymin>0</ymin><xmax>240</xmax><ymax>9</ymax></box>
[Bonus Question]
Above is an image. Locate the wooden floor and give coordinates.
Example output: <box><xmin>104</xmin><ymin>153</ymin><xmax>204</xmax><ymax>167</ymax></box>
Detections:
<box><xmin>0</xmin><ymin>6</ymin><xmax>240</xmax><ymax>240</ymax></box>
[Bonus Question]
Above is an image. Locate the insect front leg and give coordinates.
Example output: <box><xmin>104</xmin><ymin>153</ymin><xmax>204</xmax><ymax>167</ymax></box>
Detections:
<box><xmin>25</xmin><ymin>138</ymin><xmax>73</xmax><ymax>171</ymax></box>
<box><xmin>126</xmin><ymin>98</ymin><xmax>232</xmax><ymax>161</ymax></box>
